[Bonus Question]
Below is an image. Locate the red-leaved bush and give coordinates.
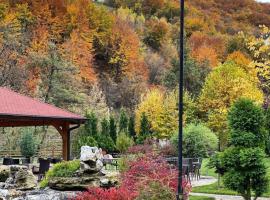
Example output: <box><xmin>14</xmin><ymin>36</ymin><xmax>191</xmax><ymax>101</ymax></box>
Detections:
<box><xmin>75</xmin><ymin>147</ymin><xmax>191</xmax><ymax>200</ymax></box>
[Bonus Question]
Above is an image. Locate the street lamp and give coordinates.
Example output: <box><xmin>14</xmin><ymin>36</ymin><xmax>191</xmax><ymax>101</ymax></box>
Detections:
<box><xmin>177</xmin><ymin>0</ymin><xmax>185</xmax><ymax>200</ymax></box>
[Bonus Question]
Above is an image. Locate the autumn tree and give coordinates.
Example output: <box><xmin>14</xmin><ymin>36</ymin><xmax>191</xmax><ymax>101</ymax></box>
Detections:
<box><xmin>199</xmin><ymin>61</ymin><xmax>264</xmax><ymax>149</ymax></box>
<box><xmin>135</xmin><ymin>88</ymin><xmax>178</xmax><ymax>138</ymax></box>
<box><xmin>244</xmin><ymin>25</ymin><xmax>270</xmax><ymax>107</ymax></box>
<box><xmin>28</xmin><ymin>42</ymin><xmax>82</xmax><ymax>108</ymax></box>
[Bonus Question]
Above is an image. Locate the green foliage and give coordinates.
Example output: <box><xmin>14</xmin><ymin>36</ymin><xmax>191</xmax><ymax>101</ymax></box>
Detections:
<box><xmin>75</xmin><ymin>135</ymin><xmax>98</xmax><ymax>152</ymax></box>
<box><xmin>116</xmin><ymin>131</ymin><xmax>134</xmax><ymax>153</ymax></box>
<box><xmin>20</xmin><ymin>131</ymin><xmax>36</xmax><ymax>158</ymax></box>
<box><xmin>119</xmin><ymin>109</ymin><xmax>128</xmax><ymax>133</ymax></box>
<box><xmin>219</xmin><ymin>99</ymin><xmax>268</xmax><ymax>200</ymax></box>
<box><xmin>101</xmin><ymin>118</ymin><xmax>110</xmax><ymax>135</ymax></box>
<box><xmin>136</xmin><ymin>181</ymin><xmax>175</xmax><ymax>200</ymax></box>
<box><xmin>40</xmin><ymin>160</ymin><xmax>80</xmax><ymax>188</ymax></box>
<box><xmin>171</xmin><ymin>124</ymin><xmax>218</xmax><ymax>158</ymax></box>
<box><xmin>96</xmin><ymin>134</ymin><xmax>116</xmax><ymax>153</ymax></box>
<box><xmin>136</xmin><ymin>112</ymin><xmax>151</xmax><ymax>144</ymax></box>
<box><xmin>84</xmin><ymin>111</ymin><xmax>98</xmax><ymax>137</ymax></box>
<box><xmin>164</xmin><ymin>51</ymin><xmax>211</xmax><ymax>97</ymax></box>
<box><xmin>265</xmin><ymin>108</ymin><xmax>270</xmax><ymax>155</ymax></box>
<box><xmin>109</xmin><ymin>116</ymin><xmax>117</xmax><ymax>142</ymax></box>
<box><xmin>128</xmin><ymin>116</ymin><xmax>136</xmax><ymax>138</ymax></box>
<box><xmin>228</xmin><ymin>98</ymin><xmax>265</xmax><ymax>134</ymax></box>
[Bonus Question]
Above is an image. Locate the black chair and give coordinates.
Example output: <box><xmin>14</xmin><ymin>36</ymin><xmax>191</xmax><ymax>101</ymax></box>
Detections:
<box><xmin>13</xmin><ymin>159</ymin><xmax>20</xmax><ymax>165</ymax></box>
<box><xmin>51</xmin><ymin>158</ymin><xmax>62</xmax><ymax>164</ymax></box>
<box><xmin>3</xmin><ymin>158</ymin><xmax>13</xmax><ymax>165</ymax></box>
<box><xmin>38</xmin><ymin>158</ymin><xmax>51</xmax><ymax>181</ymax></box>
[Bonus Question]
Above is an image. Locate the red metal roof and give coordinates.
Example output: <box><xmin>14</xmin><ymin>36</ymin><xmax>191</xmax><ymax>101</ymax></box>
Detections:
<box><xmin>0</xmin><ymin>87</ymin><xmax>85</xmax><ymax>120</ymax></box>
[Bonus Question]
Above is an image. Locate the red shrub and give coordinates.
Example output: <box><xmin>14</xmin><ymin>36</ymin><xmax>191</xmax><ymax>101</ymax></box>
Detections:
<box><xmin>75</xmin><ymin>148</ymin><xmax>191</xmax><ymax>200</ymax></box>
<box><xmin>75</xmin><ymin>187</ymin><xmax>136</xmax><ymax>200</ymax></box>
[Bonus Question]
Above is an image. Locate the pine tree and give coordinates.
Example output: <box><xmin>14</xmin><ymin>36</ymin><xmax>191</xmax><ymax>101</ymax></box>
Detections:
<box><xmin>109</xmin><ymin>116</ymin><xmax>117</xmax><ymax>142</ymax></box>
<box><xmin>128</xmin><ymin>116</ymin><xmax>136</xmax><ymax>138</ymax></box>
<box><xmin>84</xmin><ymin>111</ymin><xmax>98</xmax><ymax>137</ymax></box>
<box><xmin>101</xmin><ymin>118</ymin><xmax>110</xmax><ymax>136</ymax></box>
<box><xmin>139</xmin><ymin>112</ymin><xmax>150</xmax><ymax>136</ymax></box>
<box><xmin>119</xmin><ymin>109</ymin><xmax>128</xmax><ymax>133</ymax></box>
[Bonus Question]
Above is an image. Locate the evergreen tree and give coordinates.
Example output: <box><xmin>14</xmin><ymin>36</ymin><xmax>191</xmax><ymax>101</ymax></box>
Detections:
<box><xmin>84</xmin><ymin>111</ymin><xmax>98</xmax><ymax>137</ymax></box>
<box><xmin>101</xmin><ymin>118</ymin><xmax>110</xmax><ymax>136</ymax></box>
<box><xmin>109</xmin><ymin>116</ymin><xmax>117</xmax><ymax>142</ymax></box>
<box><xmin>119</xmin><ymin>109</ymin><xmax>128</xmax><ymax>132</ymax></box>
<box><xmin>219</xmin><ymin>99</ymin><xmax>268</xmax><ymax>200</ymax></box>
<box><xmin>128</xmin><ymin>116</ymin><xmax>136</xmax><ymax>138</ymax></box>
<box><xmin>139</xmin><ymin>112</ymin><xmax>151</xmax><ymax>136</ymax></box>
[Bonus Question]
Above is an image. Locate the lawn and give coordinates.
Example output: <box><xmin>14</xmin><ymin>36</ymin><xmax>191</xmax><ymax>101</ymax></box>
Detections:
<box><xmin>193</xmin><ymin>158</ymin><xmax>270</xmax><ymax>197</ymax></box>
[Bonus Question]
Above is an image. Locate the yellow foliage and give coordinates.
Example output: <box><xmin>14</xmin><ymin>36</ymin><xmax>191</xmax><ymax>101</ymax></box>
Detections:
<box><xmin>135</xmin><ymin>88</ymin><xmax>178</xmax><ymax>139</ymax></box>
<box><xmin>226</xmin><ymin>51</ymin><xmax>258</xmax><ymax>83</ymax></box>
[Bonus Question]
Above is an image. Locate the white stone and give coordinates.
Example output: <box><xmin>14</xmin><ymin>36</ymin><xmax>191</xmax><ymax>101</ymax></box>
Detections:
<box><xmin>96</xmin><ymin>159</ymin><xmax>103</xmax><ymax>171</ymax></box>
<box><xmin>80</xmin><ymin>146</ymin><xmax>104</xmax><ymax>162</ymax></box>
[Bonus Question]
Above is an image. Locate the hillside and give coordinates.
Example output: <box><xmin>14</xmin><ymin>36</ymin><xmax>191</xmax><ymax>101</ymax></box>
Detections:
<box><xmin>0</xmin><ymin>0</ymin><xmax>269</xmax><ymax>114</ymax></box>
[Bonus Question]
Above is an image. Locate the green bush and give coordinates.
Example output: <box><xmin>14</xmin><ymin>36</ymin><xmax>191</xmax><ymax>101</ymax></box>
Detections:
<box><xmin>96</xmin><ymin>134</ymin><xmax>116</xmax><ymax>153</ymax></box>
<box><xmin>40</xmin><ymin>160</ymin><xmax>80</xmax><ymax>188</ymax></box>
<box><xmin>220</xmin><ymin>99</ymin><xmax>268</xmax><ymax>200</ymax></box>
<box><xmin>116</xmin><ymin>132</ymin><xmax>134</xmax><ymax>153</ymax></box>
<box><xmin>136</xmin><ymin>181</ymin><xmax>175</xmax><ymax>200</ymax></box>
<box><xmin>20</xmin><ymin>131</ymin><xmax>36</xmax><ymax>158</ymax></box>
<box><xmin>171</xmin><ymin>123</ymin><xmax>218</xmax><ymax>158</ymax></box>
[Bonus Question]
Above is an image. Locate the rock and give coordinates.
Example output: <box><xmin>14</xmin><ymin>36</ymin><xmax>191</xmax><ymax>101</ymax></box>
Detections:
<box><xmin>0</xmin><ymin>166</ymin><xmax>10</xmax><ymax>183</ymax></box>
<box><xmin>96</xmin><ymin>160</ymin><xmax>103</xmax><ymax>171</ymax></box>
<box><xmin>80</xmin><ymin>146</ymin><xmax>103</xmax><ymax>162</ymax></box>
<box><xmin>0</xmin><ymin>165</ymin><xmax>37</xmax><ymax>191</ymax></box>
<box><xmin>14</xmin><ymin>169</ymin><xmax>37</xmax><ymax>190</ymax></box>
<box><xmin>48</xmin><ymin>176</ymin><xmax>101</xmax><ymax>190</ymax></box>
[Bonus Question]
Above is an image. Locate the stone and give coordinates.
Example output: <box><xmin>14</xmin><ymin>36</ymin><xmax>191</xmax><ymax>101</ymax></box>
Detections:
<box><xmin>80</xmin><ymin>146</ymin><xmax>103</xmax><ymax>162</ymax></box>
<box><xmin>48</xmin><ymin>176</ymin><xmax>101</xmax><ymax>190</ymax></box>
<box><xmin>0</xmin><ymin>166</ymin><xmax>10</xmax><ymax>183</ymax></box>
<box><xmin>96</xmin><ymin>159</ymin><xmax>103</xmax><ymax>171</ymax></box>
<box><xmin>14</xmin><ymin>169</ymin><xmax>37</xmax><ymax>190</ymax></box>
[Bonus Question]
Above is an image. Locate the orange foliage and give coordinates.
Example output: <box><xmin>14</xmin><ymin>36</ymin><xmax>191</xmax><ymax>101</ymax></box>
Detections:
<box><xmin>189</xmin><ymin>31</ymin><xmax>226</xmax><ymax>67</ymax></box>
<box><xmin>110</xmin><ymin>19</ymin><xmax>148</xmax><ymax>80</ymax></box>
<box><xmin>61</xmin><ymin>30</ymin><xmax>97</xmax><ymax>83</ymax></box>
<box><xmin>191</xmin><ymin>46</ymin><xmax>219</xmax><ymax>68</ymax></box>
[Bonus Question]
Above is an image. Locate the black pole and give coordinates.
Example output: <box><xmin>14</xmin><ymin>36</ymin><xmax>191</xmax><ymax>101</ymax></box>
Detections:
<box><xmin>177</xmin><ymin>0</ymin><xmax>184</xmax><ymax>200</ymax></box>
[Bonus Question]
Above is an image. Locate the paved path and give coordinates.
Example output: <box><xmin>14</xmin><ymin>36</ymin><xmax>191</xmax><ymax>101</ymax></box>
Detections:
<box><xmin>190</xmin><ymin>192</ymin><xmax>270</xmax><ymax>200</ymax></box>
<box><xmin>191</xmin><ymin>176</ymin><xmax>217</xmax><ymax>187</ymax></box>
<box><xmin>190</xmin><ymin>176</ymin><xmax>270</xmax><ymax>200</ymax></box>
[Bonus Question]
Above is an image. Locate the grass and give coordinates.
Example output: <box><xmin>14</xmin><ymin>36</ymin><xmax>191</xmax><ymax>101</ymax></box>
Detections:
<box><xmin>190</xmin><ymin>196</ymin><xmax>215</xmax><ymax>200</ymax></box>
<box><xmin>193</xmin><ymin>158</ymin><xmax>270</xmax><ymax>198</ymax></box>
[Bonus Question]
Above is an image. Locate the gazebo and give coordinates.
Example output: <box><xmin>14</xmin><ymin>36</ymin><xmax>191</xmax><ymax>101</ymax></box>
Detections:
<box><xmin>0</xmin><ymin>87</ymin><xmax>86</xmax><ymax>160</ymax></box>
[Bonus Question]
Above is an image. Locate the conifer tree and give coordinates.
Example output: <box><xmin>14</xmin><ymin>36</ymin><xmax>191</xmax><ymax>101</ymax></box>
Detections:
<box><xmin>128</xmin><ymin>116</ymin><xmax>136</xmax><ymax>138</ymax></box>
<box><xmin>109</xmin><ymin>116</ymin><xmax>117</xmax><ymax>142</ymax></box>
<box><xmin>119</xmin><ymin>109</ymin><xmax>128</xmax><ymax>133</ymax></box>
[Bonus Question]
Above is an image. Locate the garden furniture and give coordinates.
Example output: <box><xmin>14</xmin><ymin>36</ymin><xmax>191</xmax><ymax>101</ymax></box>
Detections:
<box><xmin>38</xmin><ymin>158</ymin><xmax>51</xmax><ymax>181</ymax></box>
<box><xmin>3</xmin><ymin>157</ymin><xmax>13</xmax><ymax>165</ymax></box>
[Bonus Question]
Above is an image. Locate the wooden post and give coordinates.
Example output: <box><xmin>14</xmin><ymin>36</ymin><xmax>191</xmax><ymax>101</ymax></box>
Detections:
<box><xmin>61</xmin><ymin>124</ymin><xmax>70</xmax><ymax>161</ymax></box>
<box><xmin>53</xmin><ymin>123</ymin><xmax>70</xmax><ymax>161</ymax></box>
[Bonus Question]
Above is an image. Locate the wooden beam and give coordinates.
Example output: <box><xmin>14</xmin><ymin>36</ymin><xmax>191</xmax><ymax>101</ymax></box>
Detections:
<box><xmin>53</xmin><ymin>123</ymin><xmax>70</xmax><ymax>161</ymax></box>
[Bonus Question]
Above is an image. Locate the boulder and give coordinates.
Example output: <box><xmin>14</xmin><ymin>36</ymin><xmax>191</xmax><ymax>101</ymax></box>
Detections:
<box><xmin>14</xmin><ymin>169</ymin><xmax>37</xmax><ymax>190</ymax></box>
<box><xmin>80</xmin><ymin>146</ymin><xmax>103</xmax><ymax>162</ymax></box>
<box><xmin>0</xmin><ymin>166</ymin><xmax>10</xmax><ymax>183</ymax></box>
<box><xmin>0</xmin><ymin>165</ymin><xmax>37</xmax><ymax>191</ymax></box>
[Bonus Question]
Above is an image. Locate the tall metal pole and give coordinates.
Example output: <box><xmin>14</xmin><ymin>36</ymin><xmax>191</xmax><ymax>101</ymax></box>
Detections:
<box><xmin>177</xmin><ymin>0</ymin><xmax>184</xmax><ymax>200</ymax></box>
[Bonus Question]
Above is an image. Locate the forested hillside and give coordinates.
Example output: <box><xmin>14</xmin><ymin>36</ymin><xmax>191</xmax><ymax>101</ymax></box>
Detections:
<box><xmin>1</xmin><ymin>0</ymin><xmax>270</xmax><ymax>147</ymax></box>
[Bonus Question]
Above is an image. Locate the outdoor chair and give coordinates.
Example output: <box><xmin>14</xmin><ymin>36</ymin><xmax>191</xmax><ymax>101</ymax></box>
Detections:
<box><xmin>13</xmin><ymin>159</ymin><xmax>20</xmax><ymax>165</ymax></box>
<box><xmin>3</xmin><ymin>158</ymin><xmax>13</xmax><ymax>165</ymax></box>
<box><xmin>51</xmin><ymin>158</ymin><xmax>62</xmax><ymax>164</ymax></box>
<box><xmin>38</xmin><ymin>158</ymin><xmax>50</xmax><ymax>181</ymax></box>
<box><xmin>192</xmin><ymin>158</ymin><xmax>202</xmax><ymax>180</ymax></box>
